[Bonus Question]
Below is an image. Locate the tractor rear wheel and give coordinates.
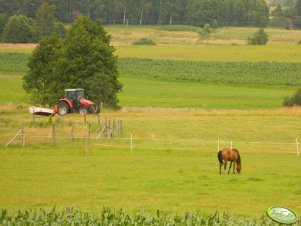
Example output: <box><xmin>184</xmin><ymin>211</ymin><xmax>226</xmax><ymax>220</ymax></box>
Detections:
<box><xmin>79</xmin><ymin>106</ymin><xmax>88</xmax><ymax>115</ymax></box>
<box><xmin>58</xmin><ymin>101</ymin><xmax>69</xmax><ymax>115</ymax></box>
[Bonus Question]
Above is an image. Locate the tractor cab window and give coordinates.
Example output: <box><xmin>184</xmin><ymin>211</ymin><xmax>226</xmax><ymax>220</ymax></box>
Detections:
<box><xmin>67</xmin><ymin>91</ymin><xmax>76</xmax><ymax>100</ymax></box>
<box><xmin>77</xmin><ymin>90</ymin><xmax>85</xmax><ymax>100</ymax></box>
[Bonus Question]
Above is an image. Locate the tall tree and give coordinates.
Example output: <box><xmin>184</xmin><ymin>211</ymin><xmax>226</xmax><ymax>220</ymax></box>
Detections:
<box><xmin>36</xmin><ymin>3</ymin><xmax>56</xmax><ymax>37</ymax></box>
<box><xmin>23</xmin><ymin>16</ymin><xmax>122</xmax><ymax>107</ymax></box>
<box><xmin>23</xmin><ymin>35</ymin><xmax>62</xmax><ymax>105</ymax></box>
<box><xmin>296</xmin><ymin>0</ymin><xmax>301</xmax><ymax>16</ymax></box>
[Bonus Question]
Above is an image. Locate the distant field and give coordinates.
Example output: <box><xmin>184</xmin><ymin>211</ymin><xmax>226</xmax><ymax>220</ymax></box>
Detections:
<box><xmin>116</xmin><ymin>45</ymin><xmax>301</xmax><ymax>62</ymax></box>
<box><xmin>104</xmin><ymin>25</ymin><xmax>301</xmax><ymax>45</ymax></box>
<box><xmin>119</xmin><ymin>77</ymin><xmax>293</xmax><ymax>109</ymax></box>
<box><xmin>2</xmin><ymin>44</ymin><xmax>300</xmax><ymax>62</ymax></box>
<box><xmin>0</xmin><ymin>53</ymin><xmax>297</xmax><ymax>108</ymax></box>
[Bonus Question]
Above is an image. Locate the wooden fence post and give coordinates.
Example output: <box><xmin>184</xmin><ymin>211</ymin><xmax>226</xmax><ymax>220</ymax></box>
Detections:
<box><xmin>71</xmin><ymin>124</ymin><xmax>74</xmax><ymax>141</ymax></box>
<box><xmin>296</xmin><ymin>138</ymin><xmax>300</xmax><ymax>157</ymax></box>
<box><xmin>119</xmin><ymin>120</ymin><xmax>123</xmax><ymax>136</ymax></box>
<box><xmin>97</xmin><ymin>114</ymin><xmax>101</xmax><ymax>129</ymax></box>
<box><xmin>21</xmin><ymin>128</ymin><xmax>25</xmax><ymax>147</ymax></box>
<box><xmin>112</xmin><ymin>119</ymin><xmax>115</xmax><ymax>137</ymax></box>
<box><xmin>130</xmin><ymin>133</ymin><xmax>133</xmax><ymax>151</ymax></box>
<box><xmin>83</xmin><ymin>112</ymin><xmax>87</xmax><ymax>124</ymax></box>
<box><xmin>52</xmin><ymin>124</ymin><xmax>55</xmax><ymax>144</ymax></box>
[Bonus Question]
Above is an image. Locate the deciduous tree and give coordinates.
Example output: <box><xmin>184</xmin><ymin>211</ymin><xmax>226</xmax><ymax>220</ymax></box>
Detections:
<box><xmin>23</xmin><ymin>16</ymin><xmax>122</xmax><ymax>107</ymax></box>
<box><xmin>3</xmin><ymin>15</ymin><xmax>39</xmax><ymax>43</ymax></box>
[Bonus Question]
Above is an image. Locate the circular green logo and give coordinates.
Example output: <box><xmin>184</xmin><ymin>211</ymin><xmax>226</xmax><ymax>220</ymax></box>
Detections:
<box><xmin>267</xmin><ymin>206</ymin><xmax>299</xmax><ymax>225</ymax></box>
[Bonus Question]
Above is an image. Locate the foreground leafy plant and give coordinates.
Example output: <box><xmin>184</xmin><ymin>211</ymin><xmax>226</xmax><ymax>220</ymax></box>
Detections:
<box><xmin>0</xmin><ymin>208</ymin><xmax>281</xmax><ymax>225</ymax></box>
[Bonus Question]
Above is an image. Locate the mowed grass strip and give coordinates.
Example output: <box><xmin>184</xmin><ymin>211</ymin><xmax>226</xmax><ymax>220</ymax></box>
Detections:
<box><xmin>119</xmin><ymin>77</ymin><xmax>293</xmax><ymax>109</ymax></box>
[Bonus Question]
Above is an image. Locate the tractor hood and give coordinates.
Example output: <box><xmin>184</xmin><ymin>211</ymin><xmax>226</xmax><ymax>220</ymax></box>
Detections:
<box><xmin>80</xmin><ymin>98</ymin><xmax>94</xmax><ymax>106</ymax></box>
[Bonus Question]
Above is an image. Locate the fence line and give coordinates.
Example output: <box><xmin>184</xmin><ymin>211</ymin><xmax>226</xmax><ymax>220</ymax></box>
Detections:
<box><xmin>4</xmin><ymin>131</ymin><xmax>301</xmax><ymax>145</ymax></box>
<box><xmin>2</xmin><ymin>128</ymin><xmax>301</xmax><ymax>156</ymax></box>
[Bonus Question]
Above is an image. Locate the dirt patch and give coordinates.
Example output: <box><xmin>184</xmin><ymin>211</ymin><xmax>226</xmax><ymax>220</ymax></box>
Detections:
<box><xmin>0</xmin><ymin>43</ymin><xmax>37</xmax><ymax>52</ymax></box>
<box><xmin>199</xmin><ymin>39</ymin><xmax>247</xmax><ymax>45</ymax></box>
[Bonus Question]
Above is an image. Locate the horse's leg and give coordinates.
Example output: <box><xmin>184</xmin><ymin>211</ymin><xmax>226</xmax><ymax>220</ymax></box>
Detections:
<box><xmin>228</xmin><ymin>161</ymin><xmax>232</xmax><ymax>174</ymax></box>
<box><xmin>219</xmin><ymin>162</ymin><xmax>222</xmax><ymax>174</ymax></box>
<box><xmin>224</xmin><ymin>160</ymin><xmax>227</xmax><ymax>173</ymax></box>
<box><xmin>233</xmin><ymin>162</ymin><xmax>236</xmax><ymax>174</ymax></box>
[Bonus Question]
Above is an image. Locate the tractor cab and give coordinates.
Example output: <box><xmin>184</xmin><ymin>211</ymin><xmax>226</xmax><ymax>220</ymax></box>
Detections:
<box><xmin>57</xmin><ymin>88</ymin><xmax>98</xmax><ymax>115</ymax></box>
<box><xmin>65</xmin><ymin>89</ymin><xmax>85</xmax><ymax>105</ymax></box>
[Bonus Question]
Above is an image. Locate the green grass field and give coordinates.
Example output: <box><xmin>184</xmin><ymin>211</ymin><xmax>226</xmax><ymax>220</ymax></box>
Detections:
<box><xmin>1</xmin><ymin>110</ymin><xmax>301</xmax><ymax>219</ymax></box>
<box><xmin>1</xmin><ymin>25</ymin><xmax>301</xmax><ymax>223</ymax></box>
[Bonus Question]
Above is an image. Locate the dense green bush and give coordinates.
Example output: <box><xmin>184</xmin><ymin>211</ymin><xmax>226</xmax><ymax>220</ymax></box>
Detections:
<box><xmin>3</xmin><ymin>15</ymin><xmax>39</xmax><ymax>43</ymax></box>
<box><xmin>247</xmin><ymin>28</ymin><xmax>269</xmax><ymax>45</ymax></box>
<box><xmin>283</xmin><ymin>88</ymin><xmax>301</xmax><ymax>106</ymax></box>
<box><xmin>133</xmin><ymin>38</ymin><xmax>156</xmax><ymax>45</ymax></box>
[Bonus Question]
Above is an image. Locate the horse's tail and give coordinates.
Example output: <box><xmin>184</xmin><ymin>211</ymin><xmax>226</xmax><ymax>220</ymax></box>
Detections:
<box><xmin>217</xmin><ymin>150</ymin><xmax>224</xmax><ymax>165</ymax></box>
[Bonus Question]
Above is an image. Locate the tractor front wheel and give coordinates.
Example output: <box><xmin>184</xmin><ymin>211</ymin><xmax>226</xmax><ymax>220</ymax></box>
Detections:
<box><xmin>58</xmin><ymin>101</ymin><xmax>69</xmax><ymax>115</ymax></box>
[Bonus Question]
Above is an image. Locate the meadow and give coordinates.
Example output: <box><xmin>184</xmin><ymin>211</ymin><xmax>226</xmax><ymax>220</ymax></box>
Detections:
<box><xmin>1</xmin><ymin>109</ymin><xmax>301</xmax><ymax>221</ymax></box>
<box><xmin>0</xmin><ymin>25</ymin><xmax>301</xmax><ymax>224</ymax></box>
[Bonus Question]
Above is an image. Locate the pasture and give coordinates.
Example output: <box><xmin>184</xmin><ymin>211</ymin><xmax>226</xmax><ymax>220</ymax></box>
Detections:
<box><xmin>1</xmin><ymin>109</ymin><xmax>301</xmax><ymax>219</ymax></box>
<box><xmin>1</xmin><ymin>25</ymin><xmax>301</xmax><ymax>223</ymax></box>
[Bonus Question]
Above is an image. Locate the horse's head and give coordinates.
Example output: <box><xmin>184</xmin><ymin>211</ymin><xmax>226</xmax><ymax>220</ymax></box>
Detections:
<box><xmin>236</xmin><ymin>164</ymin><xmax>241</xmax><ymax>174</ymax></box>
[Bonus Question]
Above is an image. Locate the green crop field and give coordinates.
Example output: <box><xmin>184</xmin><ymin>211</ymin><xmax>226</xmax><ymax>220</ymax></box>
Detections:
<box><xmin>0</xmin><ymin>52</ymin><xmax>298</xmax><ymax>108</ymax></box>
<box><xmin>1</xmin><ymin>25</ymin><xmax>301</xmax><ymax>224</ymax></box>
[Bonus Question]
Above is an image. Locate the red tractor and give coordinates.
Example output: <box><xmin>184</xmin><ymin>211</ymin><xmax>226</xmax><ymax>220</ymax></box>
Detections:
<box><xmin>56</xmin><ymin>88</ymin><xmax>99</xmax><ymax>115</ymax></box>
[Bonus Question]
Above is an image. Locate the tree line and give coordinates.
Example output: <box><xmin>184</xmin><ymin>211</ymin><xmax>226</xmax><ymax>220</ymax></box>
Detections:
<box><xmin>0</xmin><ymin>0</ymin><xmax>271</xmax><ymax>26</ymax></box>
<box><xmin>1</xmin><ymin>0</ymin><xmax>301</xmax><ymax>43</ymax></box>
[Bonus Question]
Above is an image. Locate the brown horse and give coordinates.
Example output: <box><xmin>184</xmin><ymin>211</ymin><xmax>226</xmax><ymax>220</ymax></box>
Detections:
<box><xmin>218</xmin><ymin>148</ymin><xmax>241</xmax><ymax>174</ymax></box>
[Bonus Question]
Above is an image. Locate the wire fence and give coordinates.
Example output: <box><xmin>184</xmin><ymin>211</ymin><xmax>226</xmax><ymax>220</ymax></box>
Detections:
<box><xmin>2</xmin><ymin>126</ymin><xmax>301</xmax><ymax>156</ymax></box>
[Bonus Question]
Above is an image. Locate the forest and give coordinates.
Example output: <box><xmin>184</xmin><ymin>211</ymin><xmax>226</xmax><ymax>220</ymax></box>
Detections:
<box><xmin>0</xmin><ymin>0</ymin><xmax>287</xmax><ymax>26</ymax></box>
